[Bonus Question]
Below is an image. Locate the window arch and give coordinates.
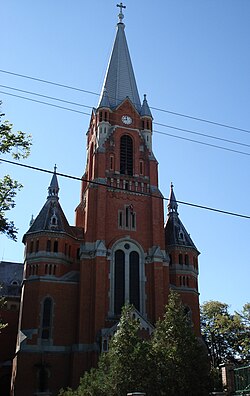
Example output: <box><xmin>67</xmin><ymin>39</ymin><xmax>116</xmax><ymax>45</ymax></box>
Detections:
<box><xmin>120</xmin><ymin>134</ymin><xmax>133</xmax><ymax>175</ymax></box>
<box><xmin>114</xmin><ymin>250</ymin><xmax>125</xmax><ymax>315</ymax></box>
<box><xmin>129</xmin><ymin>251</ymin><xmax>140</xmax><ymax>310</ymax></box>
<box><xmin>110</xmin><ymin>240</ymin><xmax>145</xmax><ymax>316</ymax></box>
<box><xmin>41</xmin><ymin>297</ymin><xmax>53</xmax><ymax>340</ymax></box>
<box><xmin>53</xmin><ymin>241</ymin><xmax>58</xmax><ymax>253</ymax></box>
<box><xmin>46</xmin><ymin>240</ymin><xmax>51</xmax><ymax>252</ymax></box>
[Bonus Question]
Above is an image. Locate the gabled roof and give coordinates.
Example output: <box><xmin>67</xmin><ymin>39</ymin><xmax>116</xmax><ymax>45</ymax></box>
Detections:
<box><xmin>98</xmin><ymin>18</ymin><xmax>141</xmax><ymax>113</ymax></box>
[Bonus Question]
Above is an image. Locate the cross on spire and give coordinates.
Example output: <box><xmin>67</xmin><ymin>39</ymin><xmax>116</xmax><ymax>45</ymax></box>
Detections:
<box><xmin>117</xmin><ymin>2</ymin><xmax>126</xmax><ymax>23</ymax></box>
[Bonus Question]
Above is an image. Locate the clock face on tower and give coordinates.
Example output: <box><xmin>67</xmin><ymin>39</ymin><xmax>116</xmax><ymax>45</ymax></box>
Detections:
<box><xmin>121</xmin><ymin>115</ymin><xmax>132</xmax><ymax>125</ymax></box>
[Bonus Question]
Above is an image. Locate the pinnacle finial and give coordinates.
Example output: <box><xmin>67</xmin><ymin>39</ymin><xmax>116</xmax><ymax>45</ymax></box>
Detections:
<box><xmin>117</xmin><ymin>2</ymin><xmax>126</xmax><ymax>23</ymax></box>
<box><xmin>29</xmin><ymin>214</ymin><xmax>34</xmax><ymax>226</ymax></box>
<box><xmin>168</xmin><ymin>182</ymin><xmax>178</xmax><ymax>213</ymax></box>
<box><xmin>48</xmin><ymin>165</ymin><xmax>59</xmax><ymax>199</ymax></box>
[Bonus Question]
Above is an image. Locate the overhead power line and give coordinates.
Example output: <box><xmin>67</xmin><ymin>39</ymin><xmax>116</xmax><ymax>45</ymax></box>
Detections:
<box><xmin>1</xmin><ymin>89</ymin><xmax>250</xmax><ymax>157</ymax></box>
<box><xmin>1</xmin><ymin>157</ymin><xmax>250</xmax><ymax>220</ymax></box>
<box><xmin>1</xmin><ymin>84</ymin><xmax>250</xmax><ymax>150</ymax></box>
<box><xmin>0</xmin><ymin>90</ymin><xmax>90</xmax><ymax>116</ymax></box>
<box><xmin>1</xmin><ymin>68</ymin><xmax>250</xmax><ymax>135</ymax></box>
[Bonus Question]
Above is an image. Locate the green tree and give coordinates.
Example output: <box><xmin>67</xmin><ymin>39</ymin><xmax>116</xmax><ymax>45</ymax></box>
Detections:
<box><xmin>151</xmin><ymin>290</ymin><xmax>210</xmax><ymax>396</ymax></box>
<box><xmin>59</xmin><ymin>304</ymin><xmax>150</xmax><ymax>396</ymax></box>
<box><xmin>60</xmin><ymin>296</ymin><xmax>210</xmax><ymax>396</ymax></box>
<box><xmin>102</xmin><ymin>304</ymin><xmax>151</xmax><ymax>396</ymax></box>
<box><xmin>200</xmin><ymin>301</ymin><xmax>250</xmax><ymax>367</ymax></box>
<box><xmin>234</xmin><ymin>303</ymin><xmax>250</xmax><ymax>363</ymax></box>
<box><xmin>0</xmin><ymin>102</ymin><xmax>31</xmax><ymax>240</ymax></box>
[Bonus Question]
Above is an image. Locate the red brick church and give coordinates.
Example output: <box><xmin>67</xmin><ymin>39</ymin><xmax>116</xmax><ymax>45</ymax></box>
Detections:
<box><xmin>11</xmin><ymin>4</ymin><xmax>201</xmax><ymax>395</ymax></box>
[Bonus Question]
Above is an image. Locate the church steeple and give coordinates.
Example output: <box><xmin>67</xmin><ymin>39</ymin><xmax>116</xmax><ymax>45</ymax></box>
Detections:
<box><xmin>98</xmin><ymin>3</ymin><xmax>141</xmax><ymax>113</ymax></box>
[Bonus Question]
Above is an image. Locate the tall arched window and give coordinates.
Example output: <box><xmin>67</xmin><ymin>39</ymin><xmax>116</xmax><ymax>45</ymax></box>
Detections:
<box><xmin>41</xmin><ymin>297</ymin><xmax>53</xmax><ymax>340</ymax></box>
<box><xmin>111</xmin><ymin>241</ymin><xmax>145</xmax><ymax>317</ymax></box>
<box><xmin>129</xmin><ymin>251</ymin><xmax>140</xmax><ymax>311</ymax></box>
<box><xmin>120</xmin><ymin>135</ymin><xmax>133</xmax><ymax>175</ymax></box>
<box><xmin>114</xmin><ymin>250</ymin><xmax>125</xmax><ymax>315</ymax></box>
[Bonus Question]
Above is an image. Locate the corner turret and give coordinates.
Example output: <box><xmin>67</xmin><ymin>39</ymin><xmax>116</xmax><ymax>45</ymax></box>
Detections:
<box><xmin>165</xmin><ymin>184</ymin><xmax>201</xmax><ymax>335</ymax></box>
<box><xmin>141</xmin><ymin>94</ymin><xmax>153</xmax><ymax>152</ymax></box>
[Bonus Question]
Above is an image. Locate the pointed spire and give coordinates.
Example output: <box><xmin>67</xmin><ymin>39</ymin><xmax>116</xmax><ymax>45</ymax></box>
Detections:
<box><xmin>29</xmin><ymin>214</ymin><xmax>34</xmax><ymax>226</ymax></box>
<box><xmin>141</xmin><ymin>94</ymin><xmax>152</xmax><ymax>118</ymax></box>
<box><xmin>168</xmin><ymin>183</ymin><xmax>178</xmax><ymax>213</ymax></box>
<box><xmin>98</xmin><ymin>87</ymin><xmax>111</xmax><ymax>109</ymax></box>
<box><xmin>165</xmin><ymin>183</ymin><xmax>198</xmax><ymax>250</ymax></box>
<box><xmin>48</xmin><ymin>165</ymin><xmax>59</xmax><ymax>199</ymax></box>
<box><xmin>98</xmin><ymin>4</ymin><xmax>141</xmax><ymax>113</ymax></box>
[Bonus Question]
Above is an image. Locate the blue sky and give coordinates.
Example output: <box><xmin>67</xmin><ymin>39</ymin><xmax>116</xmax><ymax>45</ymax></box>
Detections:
<box><xmin>1</xmin><ymin>0</ymin><xmax>249</xmax><ymax>312</ymax></box>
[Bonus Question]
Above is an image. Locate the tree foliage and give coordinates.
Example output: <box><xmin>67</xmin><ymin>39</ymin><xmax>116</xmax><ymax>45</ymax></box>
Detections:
<box><xmin>151</xmin><ymin>290</ymin><xmax>210</xmax><ymax>396</ymax></box>
<box><xmin>0</xmin><ymin>102</ymin><xmax>31</xmax><ymax>240</ymax></box>
<box><xmin>200</xmin><ymin>300</ymin><xmax>250</xmax><ymax>368</ymax></box>
<box><xmin>59</xmin><ymin>292</ymin><xmax>210</xmax><ymax>396</ymax></box>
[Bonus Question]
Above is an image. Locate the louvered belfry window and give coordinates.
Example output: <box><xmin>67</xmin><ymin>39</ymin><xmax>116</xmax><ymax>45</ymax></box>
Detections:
<box><xmin>120</xmin><ymin>135</ymin><xmax>133</xmax><ymax>175</ymax></box>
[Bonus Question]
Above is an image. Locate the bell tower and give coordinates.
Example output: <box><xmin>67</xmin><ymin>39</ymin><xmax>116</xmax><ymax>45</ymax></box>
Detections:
<box><xmin>74</xmin><ymin>4</ymin><xmax>168</xmax><ymax>370</ymax></box>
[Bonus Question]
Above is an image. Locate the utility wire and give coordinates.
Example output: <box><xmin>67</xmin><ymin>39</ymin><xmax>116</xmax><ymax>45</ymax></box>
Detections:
<box><xmin>1</xmin><ymin>90</ymin><xmax>250</xmax><ymax>157</ymax></box>
<box><xmin>1</xmin><ymin>68</ymin><xmax>250</xmax><ymax>135</ymax></box>
<box><xmin>1</xmin><ymin>157</ymin><xmax>250</xmax><ymax>220</ymax></box>
<box><xmin>0</xmin><ymin>84</ymin><xmax>93</xmax><ymax>110</ymax></box>
<box><xmin>1</xmin><ymin>84</ymin><xmax>250</xmax><ymax>150</ymax></box>
<box><xmin>154</xmin><ymin>121</ymin><xmax>250</xmax><ymax>149</ymax></box>
<box><xmin>0</xmin><ymin>90</ymin><xmax>90</xmax><ymax>116</ymax></box>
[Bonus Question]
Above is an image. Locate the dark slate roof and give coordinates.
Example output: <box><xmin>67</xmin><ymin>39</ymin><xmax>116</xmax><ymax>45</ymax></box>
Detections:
<box><xmin>141</xmin><ymin>94</ymin><xmax>152</xmax><ymax>118</ymax></box>
<box><xmin>98</xmin><ymin>18</ymin><xmax>141</xmax><ymax>113</ymax></box>
<box><xmin>24</xmin><ymin>171</ymin><xmax>81</xmax><ymax>239</ymax></box>
<box><xmin>0</xmin><ymin>261</ymin><xmax>24</xmax><ymax>297</ymax></box>
<box><xmin>26</xmin><ymin>198</ymin><xmax>75</xmax><ymax>237</ymax></box>
<box><xmin>165</xmin><ymin>184</ymin><xmax>198</xmax><ymax>250</ymax></box>
<box><xmin>98</xmin><ymin>87</ymin><xmax>111</xmax><ymax>109</ymax></box>
<box><xmin>165</xmin><ymin>213</ymin><xmax>197</xmax><ymax>250</ymax></box>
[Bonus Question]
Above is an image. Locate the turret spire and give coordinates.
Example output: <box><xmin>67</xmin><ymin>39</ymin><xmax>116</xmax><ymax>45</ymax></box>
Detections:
<box><xmin>168</xmin><ymin>182</ymin><xmax>178</xmax><ymax>213</ymax></box>
<box><xmin>141</xmin><ymin>94</ymin><xmax>152</xmax><ymax>118</ymax></box>
<box><xmin>48</xmin><ymin>164</ymin><xmax>59</xmax><ymax>199</ymax></box>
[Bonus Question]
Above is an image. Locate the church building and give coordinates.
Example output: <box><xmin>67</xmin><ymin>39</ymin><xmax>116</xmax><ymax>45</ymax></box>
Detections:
<box><xmin>11</xmin><ymin>5</ymin><xmax>201</xmax><ymax>395</ymax></box>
